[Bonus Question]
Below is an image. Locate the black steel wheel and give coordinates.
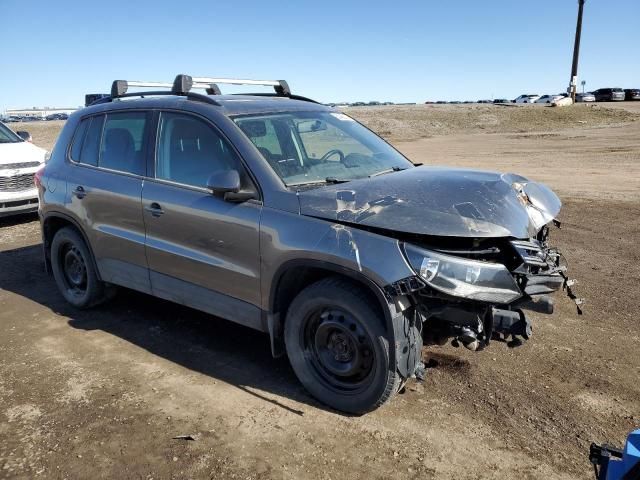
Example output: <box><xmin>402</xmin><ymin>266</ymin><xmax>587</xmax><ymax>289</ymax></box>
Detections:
<box><xmin>285</xmin><ymin>277</ymin><xmax>400</xmax><ymax>414</ymax></box>
<box><xmin>60</xmin><ymin>243</ymin><xmax>88</xmax><ymax>297</ymax></box>
<box><xmin>50</xmin><ymin>227</ymin><xmax>110</xmax><ymax>309</ymax></box>
<box><xmin>303</xmin><ymin>308</ymin><xmax>376</xmax><ymax>391</ymax></box>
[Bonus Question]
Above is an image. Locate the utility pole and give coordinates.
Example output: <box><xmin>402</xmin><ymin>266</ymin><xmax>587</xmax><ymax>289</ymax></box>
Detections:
<box><xmin>569</xmin><ymin>0</ymin><xmax>586</xmax><ymax>103</ymax></box>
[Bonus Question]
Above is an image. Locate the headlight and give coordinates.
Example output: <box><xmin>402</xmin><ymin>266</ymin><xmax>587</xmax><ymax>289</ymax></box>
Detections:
<box><xmin>403</xmin><ymin>244</ymin><xmax>522</xmax><ymax>304</ymax></box>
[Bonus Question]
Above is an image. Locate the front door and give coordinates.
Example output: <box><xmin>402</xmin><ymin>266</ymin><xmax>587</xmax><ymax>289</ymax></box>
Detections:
<box><xmin>142</xmin><ymin>112</ymin><xmax>262</xmax><ymax>329</ymax></box>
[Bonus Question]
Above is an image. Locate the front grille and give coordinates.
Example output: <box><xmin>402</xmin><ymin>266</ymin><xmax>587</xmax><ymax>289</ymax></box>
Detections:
<box><xmin>0</xmin><ymin>198</ymin><xmax>38</xmax><ymax>209</ymax></box>
<box><xmin>0</xmin><ymin>161</ymin><xmax>41</xmax><ymax>170</ymax></box>
<box><xmin>0</xmin><ymin>173</ymin><xmax>36</xmax><ymax>192</ymax></box>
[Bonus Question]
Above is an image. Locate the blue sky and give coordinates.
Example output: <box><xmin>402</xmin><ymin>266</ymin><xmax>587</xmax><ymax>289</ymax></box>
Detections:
<box><xmin>1</xmin><ymin>0</ymin><xmax>638</xmax><ymax>110</ymax></box>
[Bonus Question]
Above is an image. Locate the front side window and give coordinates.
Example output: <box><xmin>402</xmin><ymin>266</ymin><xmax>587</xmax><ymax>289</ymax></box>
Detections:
<box><xmin>234</xmin><ymin>111</ymin><xmax>412</xmax><ymax>186</ymax></box>
<box><xmin>156</xmin><ymin>112</ymin><xmax>239</xmax><ymax>188</ymax></box>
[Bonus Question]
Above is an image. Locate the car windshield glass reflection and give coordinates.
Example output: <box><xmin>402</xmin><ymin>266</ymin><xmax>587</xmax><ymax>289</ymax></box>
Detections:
<box><xmin>234</xmin><ymin>112</ymin><xmax>413</xmax><ymax>187</ymax></box>
<box><xmin>0</xmin><ymin>122</ymin><xmax>21</xmax><ymax>144</ymax></box>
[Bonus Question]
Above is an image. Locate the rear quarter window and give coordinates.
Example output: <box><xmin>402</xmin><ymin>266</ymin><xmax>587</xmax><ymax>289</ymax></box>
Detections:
<box><xmin>77</xmin><ymin>115</ymin><xmax>105</xmax><ymax>166</ymax></box>
<box><xmin>70</xmin><ymin>118</ymin><xmax>90</xmax><ymax>160</ymax></box>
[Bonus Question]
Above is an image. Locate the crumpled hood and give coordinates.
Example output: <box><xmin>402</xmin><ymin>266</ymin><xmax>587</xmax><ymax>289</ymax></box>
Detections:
<box><xmin>297</xmin><ymin>166</ymin><xmax>561</xmax><ymax>239</ymax></box>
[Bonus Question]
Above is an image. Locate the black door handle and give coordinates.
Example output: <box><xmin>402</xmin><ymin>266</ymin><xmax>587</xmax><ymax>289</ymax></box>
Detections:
<box><xmin>145</xmin><ymin>202</ymin><xmax>164</xmax><ymax>217</ymax></box>
<box><xmin>72</xmin><ymin>186</ymin><xmax>86</xmax><ymax>199</ymax></box>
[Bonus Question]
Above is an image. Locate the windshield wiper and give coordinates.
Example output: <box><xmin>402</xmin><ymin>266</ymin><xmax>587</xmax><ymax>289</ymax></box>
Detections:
<box><xmin>288</xmin><ymin>177</ymin><xmax>351</xmax><ymax>187</ymax></box>
<box><xmin>325</xmin><ymin>177</ymin><xmax>350</xmax><ymax>184</ymax></box>
<box><xmin>369</xmin><ymin>166</ymin><xmax>407</xmax><ymax>177</ymax></box>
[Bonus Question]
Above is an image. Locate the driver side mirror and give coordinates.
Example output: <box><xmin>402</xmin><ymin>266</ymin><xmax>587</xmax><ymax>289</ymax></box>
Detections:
<box><xmin>17</xmin><ymin>131</ymin><xmax>32</xmax><ymax>142</ymax></box>
<box><xmin>206</xmin><ymin>169</ymin><xmax>256</xmax><ymax>203</ymax></box>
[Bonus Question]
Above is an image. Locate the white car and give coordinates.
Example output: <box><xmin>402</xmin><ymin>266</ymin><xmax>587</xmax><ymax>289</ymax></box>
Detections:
<box><xmin>0</xmin><ymin>121</ymin><xmax>47</xmax><ymax>217</ymax></box>
<box><xmin>535</xmin><ymin>94</ymin><xmax>565</xmax><ymax>104</ymax></box>
<box><xmin>514</xmin><ymin>94</ymin><xmax>541</xmax><ymax>104</ymax></box>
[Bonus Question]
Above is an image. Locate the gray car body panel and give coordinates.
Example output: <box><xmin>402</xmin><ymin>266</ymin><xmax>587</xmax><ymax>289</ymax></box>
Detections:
<box><xmin>259</xmin><ymin>206</ymin><xmax>415</xmax><ymax>312</ymax></box>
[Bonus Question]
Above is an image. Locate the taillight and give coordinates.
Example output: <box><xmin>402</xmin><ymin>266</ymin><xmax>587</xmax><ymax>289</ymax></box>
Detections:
<box><xmin>34</xmin><ymin>166</ymin><xmax>45</xmax><ymax>188</ymax></box>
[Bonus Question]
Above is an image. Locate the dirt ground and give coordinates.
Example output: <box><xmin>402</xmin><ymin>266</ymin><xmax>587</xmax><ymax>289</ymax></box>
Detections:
<box><xmin>1</xmin><ymin>104</ymin><xmax>639</xmax><ymax>479</ymax></box>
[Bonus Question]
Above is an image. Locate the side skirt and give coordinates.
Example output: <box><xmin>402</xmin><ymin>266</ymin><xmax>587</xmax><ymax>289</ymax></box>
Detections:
<box><xmin>149</xmin><ymin>270</ymin><xmax>265</xmax><ymax>332</ymax></box>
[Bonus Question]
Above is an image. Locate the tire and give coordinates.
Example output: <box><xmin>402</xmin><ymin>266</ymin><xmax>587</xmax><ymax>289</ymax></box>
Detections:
<box><xmin>284</xmin><ymin>276</ymin><xmax>401</xmax><ymax>414</ymax></box>
<box><xmin>50</xmin><ymin>226</ymin><xmax>110</xmax><ymax>309</ymax></box>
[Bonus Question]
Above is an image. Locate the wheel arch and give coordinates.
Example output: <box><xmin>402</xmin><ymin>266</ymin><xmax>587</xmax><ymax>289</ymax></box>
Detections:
<box><xmin>41</xmin><ymin>211</ymin><xmax>101</xmax><ymax>280</ymax></box>
<box><xmin>267</xmin><ymin>259</ymin><xmax>396</xmax><ymax>363</ymax></box>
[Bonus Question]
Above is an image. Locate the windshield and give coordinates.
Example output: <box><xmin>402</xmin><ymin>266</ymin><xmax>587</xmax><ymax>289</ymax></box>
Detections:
<box><xmin>234</xmin><ymin>111</ymin><xmax>413</xmax><ymax>186</ymax></box>
<box><xmin>0</xmin><ymin>122</ymin><xmax>22</xmax><ymax>144</ymax></box>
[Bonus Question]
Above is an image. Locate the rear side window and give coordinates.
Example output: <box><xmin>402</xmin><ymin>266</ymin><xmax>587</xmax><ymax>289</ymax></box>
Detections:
<box><xmin>100</xmin><ymin>112</ymin><xmax>148</xmax><ymax>175</ymax></box>
<box><xmin>79</xmin><ymin>115</ymin><xmax>105</xmax><ymax>166</ymax></box>
<box><xmin>70</xmin><ymin>118</ymin><xmax>90</xmax><ymax>161</ymax></box>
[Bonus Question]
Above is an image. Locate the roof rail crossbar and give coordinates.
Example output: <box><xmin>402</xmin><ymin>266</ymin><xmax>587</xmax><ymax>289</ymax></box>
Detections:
<box><xmin>111</xmin><ymin>80</ymin><xmax>175</xmax><ymax>97</ymax></box>
<box><xmin>190</xmin><ymin>77</ymin><xmax>291</xmax><ymax>96</ymax></box>
<box><xmin>93</xmin><ymin>74</ymin><xmax>312</xmax><ymax>106</ymax></box>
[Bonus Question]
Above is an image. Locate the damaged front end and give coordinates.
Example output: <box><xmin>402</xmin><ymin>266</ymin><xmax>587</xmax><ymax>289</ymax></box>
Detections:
<box><xmin>297</xmin><ymin>165</ymin><xmax>583</xmax><ymax>374</ymax></box>
<box><xmin>388</xmin><ymin>223</ymin><xmax>582</xmax><ymax>354</ymax></box>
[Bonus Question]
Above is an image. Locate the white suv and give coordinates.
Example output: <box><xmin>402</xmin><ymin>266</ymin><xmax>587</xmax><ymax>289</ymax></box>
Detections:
<box><xmin>0</xmin><ymin>121</ymin><xmax>47</xmax><ymax>217</ymax></box>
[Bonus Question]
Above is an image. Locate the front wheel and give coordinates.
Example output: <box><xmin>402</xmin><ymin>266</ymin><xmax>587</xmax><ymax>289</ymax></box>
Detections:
<box><xmin>284</xmin><ymin>277</ymin><xmax>400</xmax><ymax>414</ymax></box>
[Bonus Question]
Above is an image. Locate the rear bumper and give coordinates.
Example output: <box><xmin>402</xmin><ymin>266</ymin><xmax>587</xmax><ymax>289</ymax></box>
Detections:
<box><xmin>0</xmin><ymin>188</ymin><xmax>39</xmax><ymax>217</ymax></box>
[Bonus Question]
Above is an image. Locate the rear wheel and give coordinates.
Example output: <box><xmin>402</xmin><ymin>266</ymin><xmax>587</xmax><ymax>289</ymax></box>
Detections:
<box><xmin>284</xmin><ymin>277</ymin><xmax>400</xmax><ymax>414</ymax></box>
<box><xmin>50</xmin><ymin>227</ymin><xmax>111</xmax><ymax>308</ymax></box>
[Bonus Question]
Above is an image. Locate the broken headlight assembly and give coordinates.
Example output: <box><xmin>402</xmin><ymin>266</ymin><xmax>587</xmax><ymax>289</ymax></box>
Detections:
<box><xmin>403</xmin><ymin>244</ymin><xmax>522</xmax><ymax>304</ymax></box>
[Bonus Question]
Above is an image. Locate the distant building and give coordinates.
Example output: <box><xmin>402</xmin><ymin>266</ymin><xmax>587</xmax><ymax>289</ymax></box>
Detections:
<box><xmin>3</xmin><ymin>107</ymin><xmax>78</xmax><ymax>119</ymax></box>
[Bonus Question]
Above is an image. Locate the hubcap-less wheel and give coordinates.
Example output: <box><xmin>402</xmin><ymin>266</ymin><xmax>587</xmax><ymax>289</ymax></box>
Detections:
<box><xmin>50</xmin><ymin>226</ymin><xmax>112</xmax><ymax>309</ymax></box>
<box><xmin>304</xmin><ymin>309</ymin><xmax>375</xmax><ymax>392</ymax></box>
<box><xmin>61</xmin><ymin>244</ymin><xmax>87</xmax><ymax>296</ymax></box>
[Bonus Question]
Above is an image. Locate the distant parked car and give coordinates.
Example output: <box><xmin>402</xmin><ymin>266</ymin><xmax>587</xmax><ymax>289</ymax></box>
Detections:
<box><xmin>535</xmin><ymin>95</ymin><xmax>564</xmax><ymax>104</ymax></box>
<box><xmin>593</xmin><ymin>88</ymin><xmax>625</xmax><ymax>102</ymax></box>
<box><xmin>624</xmin><ymin>89</ymin><xmax>640</xmax><ymax>101</ymax></box>
<box><xmin>0</xmin><ymin>121</ymin><xmax>48</xmax><ymax>216</ymax></box>
<box><xmin>493</xmin><ymin>99</ymin><xmax>511</xmax><ymax>104</ymax></box>
<box><xmin>45</xmin><ymin>113</ymin><xmax>70</xmax><ymax>121</ymax></box>
<box><xmin>576</xmin><ymin>92</ymin><xmax>596</xmax><ymax>102</ymax></box>
<box><xmin>514</xmin><ymin>94</ymin><xmax>541</xmax><ymax>104</ymax></box>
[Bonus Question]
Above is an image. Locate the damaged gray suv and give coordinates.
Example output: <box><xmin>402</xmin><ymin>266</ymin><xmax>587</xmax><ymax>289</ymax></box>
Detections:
<box><xmin>38</xmin><ymin>75</ymin><xmax>579</xmax><ymax>413</ymax></box>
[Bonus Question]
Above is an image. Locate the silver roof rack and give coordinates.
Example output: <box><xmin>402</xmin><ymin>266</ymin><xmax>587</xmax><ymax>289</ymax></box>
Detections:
<box><xmin>191</xmin><ymin>77</ymin><xmax>290</xmax><ymax>96</ymax></box>
<box><xmin>110</xmin><ymin>75</ymin><xmax>291</xmax><ymax>98</ymax></box>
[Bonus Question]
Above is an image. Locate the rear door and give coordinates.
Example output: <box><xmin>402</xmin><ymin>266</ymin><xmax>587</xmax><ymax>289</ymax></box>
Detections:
<box><xmin>64</xmin><ymin>111</ymin><xmax>152</xmax><ymax>293</ymax></box>
<box><xmin>142</xmin><ymin>111</ymin><xmax>263</xmax><ymax>329</ymax></box>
